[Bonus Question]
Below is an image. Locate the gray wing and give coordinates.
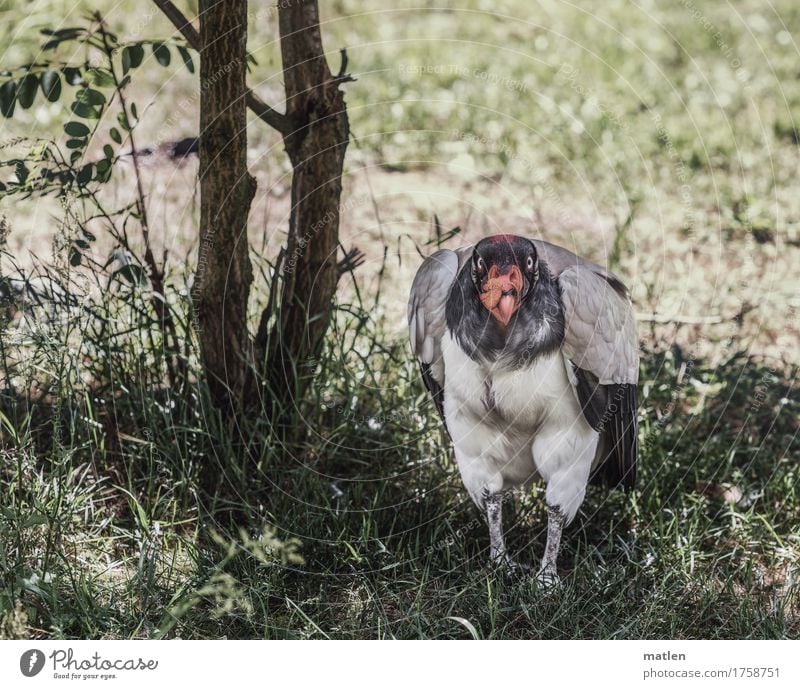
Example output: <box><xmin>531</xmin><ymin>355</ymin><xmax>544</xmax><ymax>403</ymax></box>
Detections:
<box><xmin>557</xmin><ymin>265</ymin><xmax>638</xmax><ymax>385</ymax></box>
<box><xmin>529</xmin><ymin>239</ymin><xmax>638</xmax><ymax>384</ymax></box>
<box><xmin>408</xmin><ymin>247</ymin><xmax>471</xmax><ymax>422</ymax></box>
<box><xmin>549</xmin><ymin>251</ymin><xmax>639</xmax><ymax>489</ymax></box>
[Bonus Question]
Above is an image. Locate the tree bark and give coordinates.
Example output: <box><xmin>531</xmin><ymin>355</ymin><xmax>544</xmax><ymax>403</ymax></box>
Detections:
<box><xmin>261</xmin><ymin>0</ymin><xmax>350</xmax><ymax>413</ymax></box>
<box><xmin>153</xmin><ymin>0</ymin><xmax>350</xmax><ymax>423</ymax></box>
<box><xmin>194</xmin><ymin>0</ymin><xmax>256</xmax><ymax>414</ymax></box>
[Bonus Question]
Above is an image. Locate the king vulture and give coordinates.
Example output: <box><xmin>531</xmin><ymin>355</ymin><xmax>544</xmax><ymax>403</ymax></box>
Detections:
<box><xmin>408</xmin><ymin>234</ymin><xmax>639</xmax><ymax>585</ymax></box>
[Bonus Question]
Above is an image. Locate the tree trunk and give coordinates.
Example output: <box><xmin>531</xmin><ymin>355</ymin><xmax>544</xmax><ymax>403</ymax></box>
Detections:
<box><xmin>260</xmin><ymin>0</ymin><xmax>350</xmax><ymax>414</ymax></box>
<box><xmin>154</xmin><ymin>0</ymin><xmax>350</xmax><ymax>423</ymax></box>
<box><xmin>193</xmin><ymin>0</ymin><xmax>256</xmax><ymax>414</ymax></box>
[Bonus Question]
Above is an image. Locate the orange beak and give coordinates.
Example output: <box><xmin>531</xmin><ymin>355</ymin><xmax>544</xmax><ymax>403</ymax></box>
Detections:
<box><xmin>479</xmin><ymin>264</ymin><xmax>523</xmax><ymax>327</ymax></box>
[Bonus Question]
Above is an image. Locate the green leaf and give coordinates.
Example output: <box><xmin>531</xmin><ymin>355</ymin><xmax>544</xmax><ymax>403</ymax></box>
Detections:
<box><xmin>153</xmin><ymin>42</ymin><xmax>171</xmax><ymax>67</ymax></box>
<box><xmin>70</xmin><ymin>100</ymin><xmax>100</xmax><ymax>119</ymax></box>
<box><xmin>62</xmin><ymin>66</ymin><xmax>82</xmax><ymax>85</ymax></box>
<box><xmin>41</xmin><ymin>27</ymin><xmax>84</xmax><ymax>50</ymax></box>
<box><xmin>103</xmin><ymin>144</ymin><xmax>114</xmax><ymax>159</ymax></box>
<box><xmin>113</xmin><ymin>263</ymin><xmax>146</xmax><ymax>285</ymax></box>
<box><xmin>130</xmin><ymin>102</ymin><xmax>138</xmax><ymax>120</ymax></box>
<box><xmin>76</xmin><ymin>164</ymin><xmax>93</xmax><ymax>187</ymax></box>
<box><xmin>0</xmin><ymin>80</ymin><xmax>16</xmax><ymax>117</ymax></box>
<box><xmin>117</xmin><ymin>111</ymin><xmax>131</xmax><ymax>131</ymax></box>
<box><xmin>109</xmin><ymin>127</ymin><xmax>122</xmax><ymax>144</ymax></box>
<box><xmin>49</xmin><ymin>28</ymin><xmax>84</xmax><ymax>38</ymax></box>
<box><xmin>75</xmin><ymin>238</ymin><xmax>90</xmax><ymax>250</ymax></box>
<box><xmin>69</xmin><ymin>246</ymin><xmax>82</xmax><ymax>266</ymax></box>
<box><xmin>40</xmin><ymin>71</ymin><xmax>62</xmax><ymax>101</ymax></box>
<box><xmin>17</xmin><ymin>73</ymin><xmax>39</xmax><ymax>109</ymax></box>
<box><xmin>95</xmin><ymin>163</ymin><xmax>112</xmax><ymax>183</ymax></box>
<box><xmin>22</xmin><ymin>514</ymin><xmax>48</xmax><ymax>528</ymax></box>
<box><xmin>177</xmin><ymin>45</ymin><xmax>194</xmax><ymax>73</ymax></box>
<box><xmin>69</xmin><ymin>151</ymin><xmax>81</xmax><ymax>163</ymax></box>
<box><xmin>86</xmin><ymin>67</ymin><xmax>115</xmax><ymax>88</ymax></box>
<box><xmin>76</xmin><ymin>88</ymin><xmax>105</xmax><ymax>106</ymax></box>
<box><xmin>15</xmin><ymin>161</ymin><xmax>29</xmax><ymax>183</ymax></box>
<box><xmin>103</xmin><ymin>29</ymin><xmax>120</xmax><ymax>46</ymax></box>
<box><xmin>64</xmin><ymin>120</ymin><xmax>90</xmax><ymax>137</ymax></box>
<box><xmin>122</xmin><ymin>44</ymin><xmax>144</xmax><ymax>73</ymax></box>
<box><xmin>65</xmin><ymin>138</ymin><xmax>86</xmax><ymax>149</ymax></box>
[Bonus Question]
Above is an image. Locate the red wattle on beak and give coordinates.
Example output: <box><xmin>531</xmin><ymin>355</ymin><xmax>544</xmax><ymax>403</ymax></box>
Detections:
<box><xmin>479</xmin><ymin>265</ymin><xmax>523</xmax><ymax>327</ymax></box>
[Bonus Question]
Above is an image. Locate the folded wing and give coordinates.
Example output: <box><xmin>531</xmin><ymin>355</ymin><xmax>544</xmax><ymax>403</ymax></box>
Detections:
<box><xmin>407</xmin><ymin>248</ymin><xmax>469</xmax><ymax>422</ymax></box>
<box><xmin>556</xmin><ymin>261</ymin><xmax>639</xmax><ymax>489</ymax></box>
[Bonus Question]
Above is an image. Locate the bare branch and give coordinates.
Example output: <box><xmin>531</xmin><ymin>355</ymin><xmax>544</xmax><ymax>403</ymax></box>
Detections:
<box><xmin>245</xmin><ymin>90</ymin><xmax>291</xmax><ymax>134</ymax></box>
<box><xmin>150</xmin><ymin>0</ymin><xmax>290</xmax><ymax>134</ymax></box>
<box><xmin>151</xmin><ymin>0</ymin><xmax>200</xmax><ymax>47</ymax></box>
<box><xmin>334</xmin><ymin>48</ymin><xmax>356</xmax><ymax>85</ymax></box>
<box><xmin>337</xmin><ymin>245</ymin><xmax>365</xmax><ymax>276</ymax></box>
<box><xmin>636</xmin><ymin>313</ymin><xmax>724</xmax><ymax>324</ymax></box>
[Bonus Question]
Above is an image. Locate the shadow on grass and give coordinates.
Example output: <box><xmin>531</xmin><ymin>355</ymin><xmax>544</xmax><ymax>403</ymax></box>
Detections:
<box><xmin>0</xmin><ymin>339</ymin><xmax>797</xmax><ymax>639</ymax></box>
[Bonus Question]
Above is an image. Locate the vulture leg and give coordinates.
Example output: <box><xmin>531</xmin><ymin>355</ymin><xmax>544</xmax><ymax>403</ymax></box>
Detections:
<box><xmin>484</xmin><ymin>489</ymin><xmax>507</xmax><ymax>561</ymax></box>
<box><xmin>532</xmin><ymin>425</ymin><xmax>597</xmax><ymax>588</ymax></box>
<box><xmin>483</xmin><ymin>489</ymin><xmax>519</xmax><ymax>571</ymax></box>
<box><xmin>537</xmin><ymin>505</ymin><xmax>565</xmax><ymax>588</ymax></box>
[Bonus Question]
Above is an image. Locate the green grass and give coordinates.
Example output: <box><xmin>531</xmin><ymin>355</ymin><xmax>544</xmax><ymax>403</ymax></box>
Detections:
<box><xmin>0</xmin><ymin>0</ymin><xmax>799</xmax><ymax>639</ymax></box>
<box><xmin>0</xmin><ymin>296</ymin><xmax>796</xmax><ymax>638</ymax></box>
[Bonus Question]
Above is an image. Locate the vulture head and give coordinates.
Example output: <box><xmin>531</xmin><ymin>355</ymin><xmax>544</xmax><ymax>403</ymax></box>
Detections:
<box><xmin>447</xmin><ymin>234</ymin><xmax>564</xmax><ymax>366</ymax></box>
<box><xmin>471</xmin><ymin>235</ymin><xmax>538</xmax><ymax>328</ymax></box>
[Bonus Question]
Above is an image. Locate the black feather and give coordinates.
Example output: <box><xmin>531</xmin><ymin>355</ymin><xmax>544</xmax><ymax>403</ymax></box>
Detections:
<box><xmin>419</xmin><ymin>362</ymin><xmax>447</xmax><ymax>426</ymax></box>
<box><xmin>571</xmin><ymin>366</ymin><xmax>608</xmax><ymax>430</ymax></box>
<box><xmin>600</xmin><ymin>272</ymin><xmax>629</xmax><ymax>299</ymax></box>
<box><xmin>572</xmin><ymin>366</ymin><xmax>638</xmax><ymax>490</ymax></box>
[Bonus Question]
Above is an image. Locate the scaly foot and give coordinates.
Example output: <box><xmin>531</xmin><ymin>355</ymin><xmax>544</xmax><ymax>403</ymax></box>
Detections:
<box><xmin>534</xmin><ymin>565</ymin><xmax>560</xmax><ymax>591</ymax></box>
<box><xmin>490</xmin><ymin>551</ymin><xmax>531</xmax><ymax>576</ymax></box>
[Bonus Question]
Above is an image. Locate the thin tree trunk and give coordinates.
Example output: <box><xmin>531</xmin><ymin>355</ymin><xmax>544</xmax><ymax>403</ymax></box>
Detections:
<box><xmin>194</xmin><ymin>0</ymin><xmax>256</xmax><ymax>414</ymax></box>
<box><xmin>153</xmin><ymin>0</ymin><xmax>351</xmax><ymax>423</ymax></box>
<box><xmin>261</xmin><ymin>0</ymin><xmax>350</xmax><ymax>413</ymax></box>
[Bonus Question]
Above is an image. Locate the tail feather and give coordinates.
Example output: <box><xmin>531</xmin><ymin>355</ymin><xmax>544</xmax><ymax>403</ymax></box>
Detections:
<box><xmin>589</xmin><ymin>383</ymin><xmax>638</xmax><ymax>490</ymax></box>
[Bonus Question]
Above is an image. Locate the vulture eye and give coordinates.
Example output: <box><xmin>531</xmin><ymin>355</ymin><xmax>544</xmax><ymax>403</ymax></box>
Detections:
<box><xmin>526</xmin><ymin>255</ymin><xmax>535</xmax><ymax>272</ymax></box>
<box><xmin>475</xmin><ymin>256</ymin><xmax>486</xmax><ymax>274</ymax></box>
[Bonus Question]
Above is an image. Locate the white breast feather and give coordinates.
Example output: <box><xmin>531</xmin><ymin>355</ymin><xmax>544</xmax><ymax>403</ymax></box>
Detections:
<box><xmin>441</xmin><ymin>330</ymin><xmax>599</xmax><ymax>518</ymax></box>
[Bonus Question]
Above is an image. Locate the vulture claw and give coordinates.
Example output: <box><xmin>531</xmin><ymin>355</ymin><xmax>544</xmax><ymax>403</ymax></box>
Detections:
<box><xmin>534</xmin><ymin>566</ymin><xmax>561</xmax><ymax>591</ymax></box>
<box><xmin>490</xmin><ymin>553</ymin><xmax>531</xmax><ymax>578</ymax></box>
